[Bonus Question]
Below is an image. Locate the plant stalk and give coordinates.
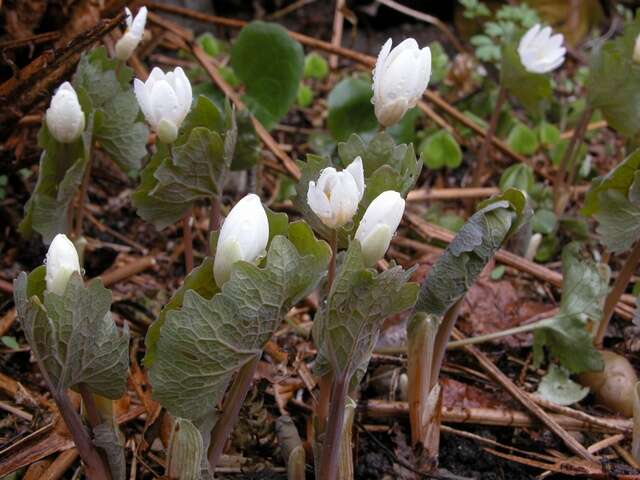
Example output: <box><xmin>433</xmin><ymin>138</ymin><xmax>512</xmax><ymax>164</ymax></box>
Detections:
<box><xmin>553</xmin><ymin>106</ymin><xmax>593</xmax><ymax>215</ymax></box>
<box><xmin>79</xmin><ymin>383</ymin><xmax>102</xmax><ymax>429</ymax></box>
<box><xmin>594</xmin><ymin>240</ymin><xmax>640</xmax><ymax>347</ymax></box>
<box><xmin>207</xmin><ymin>355</ymin><xmax>259</xmax><ymax>472</ymax></box>
<box><xmin>183</xmin><ymin>207</ymin><xmax>194</xmax><ymax>273</ymax></box>
<box><xmin>447</xmin><ymin>319</ymin><xmax>550</xmax><ymax>349</ymax></box>
<box><xmin>471</xmin><ymin>84</ymin><xmax>507</xmax><ymax>188</ymax></box>
<box><xmin>429</xmin><ymin>299</ymin><xmax>464</xmax><ymax>385</ymax></box>
<box><xmin>318</xmin><ymin>373</ymin><xmax>348</xmax><ymax>480</ymax></box>
<box><xmin>207</xmin><ymin>195</ymin><xmax>221</xmax><ymax>255</ymax></box>
<box><xmin>327</xmin><ymin>230</ymin><xmax>338</xmax><ymax>291</ymax></box>
<box><xmin>73</xmin><ymin>146</ymin><xmax>94</xmax><ymax>239</ymax></box>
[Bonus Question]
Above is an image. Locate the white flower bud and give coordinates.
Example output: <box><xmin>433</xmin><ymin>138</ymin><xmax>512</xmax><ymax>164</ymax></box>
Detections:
<box><xmin>45</xmin><ymin>82</ymin><xmax>85</xmax><ymax>143</ymax></box>
<box><xmin>372</xmin><ymin>38</ymin><xmax>431</xmax><ymax>127</ymax></box>
<box><xmin>354</xmin><ymin>191</ymin><xmax>405</xmax><ymax>266</ymax></box>
<box><xmin>45</xmin><ymin>234</ymin><xmax>81</xmax><ymax>296</ymax></box>
<box><xmin>633</xmin><ymin>35</ymin><xmax>640</xmax><ymax>64</ymax></box>
<box><xmin>115</xmin><ymin>6</ymin><xmax>147</xmax><ymax>61</ymax></box>
<box><xmin>134</xmin><ymin>67</ymin><xmax>192</xmax><ymax>143</ymax></box>
<box><xmin>213</xmin><ymin>194</ymin><xmax>269</xmax><ymax>286</ymax></box>
<box><xmin>518</xmin><ymin>24</ymin><xmax>566</xmax><ymax>74</ymax></box>
<box><xmin>307</xmin><ymin>157</ymin><xmax>365</xmax><ymax>229</ymax></box>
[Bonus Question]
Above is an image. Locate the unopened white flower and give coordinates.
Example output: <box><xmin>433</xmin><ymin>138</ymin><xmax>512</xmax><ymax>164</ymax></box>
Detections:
<box><xmin>517</xmin><ymin>24</ymin><xmax>566</xmax><ymax>74</ymax></box>
<box><xmin>213</xmin><ymin>194</ymin><xmax>269</xmax><ymax>286</ymax></box>
<box><xmin>307</xmin><ymin>157</ymin><xmax>365</xmax><ymax>229</ymax></box>
<box><xmin>115</xmin><ymin>6</ymin><xmax>147</xmax><ymax>61</ymax></box>
<box><xmin>45</xmin><ymin>82</ymin><xmax>85</xmax><ymax>143</ymax></box>
<box><xmin>372</xmin><ymin>38</ymin><xmax>431</xmax><ymax>127</ymax></box>
<box><xmin>134</xmin><ymin>67</ymin><xmax>192</xmax><ymax>143</ymax></box>
<box><xmin>355</xmin><ymin>191</ymin><xmax>405</xmax><ymax>266</ymax></box>
<box><xmin>45</xmin><ymin>234</ymin><xmax>81</xmax><ymax>296</ymax></box>
<box><xmin>633</xmin><ymin>35</ymin><xmax>640</xmax><ymax>64</ymax></box>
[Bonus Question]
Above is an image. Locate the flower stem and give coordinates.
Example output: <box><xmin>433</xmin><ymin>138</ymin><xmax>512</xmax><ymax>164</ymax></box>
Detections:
<box><xmin>183</xmin><ymin>207</ymin><xmax>194</xmax><ymax>273</ymax></box>
<box><xmin>327</xmin><ymin>230</ymin><xmax>338</xmax><ymax>291</ymax></box>
<box><xmin>207</xmin><ymin>195</ymin><xmax>221</xmax><ymax>255</ymax></box>
<box><xmin>594</xmin><ymin>240</ymin><xmax>640</xmax><ymax>348</ymax></box>
<box><xmin>471</xmin><ymin>84</ymin><xmax>507</xmax><ymax>188</ymax></box>
<box><xmin>553</xmin><ymin>106</ymin><xmax>593</xmax><ymax>215</ymax></box>
<box><xmin>79</xmin><ymin>383</ymin><xmax>102</xmax><ymax>429</ymax></box>
<box><xmin>207</xmin><ymin>355</ymin><xmax>259</xmax><ymax>472</ymax></box>
<box><xmin>318</xmin><ymin>373</ymin><xmax>348</xmax><ymax>480</ymax></box>
<box><xmin>72</xmin><ymin>143</ymin><xmax>94</xmax><ymax>239</ymax></box>
<box><xmin>429</xmin><ymin>299</ymin><xmax>464</xmax><ymax>386</ymax></box>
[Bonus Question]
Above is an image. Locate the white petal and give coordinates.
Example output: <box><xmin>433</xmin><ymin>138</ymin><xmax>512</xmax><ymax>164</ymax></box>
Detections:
<box><xmin>46</xmin><ymin>82</ymin><xmax>84</xmax><ymax>142</ymax></box>
<box><xmin>134</xmin><ymin>78</ymin><xmax>155</xmax><ymax>127</ymax></box>
<box><xmin>131</xmin><ymin>6</ymin><xmax>147</xmax><ymax>38</ymax></box>
<box><xmin>375</xmin><ymin>97</ymin><xmax>408</xmax><ymax>127</ymax></box>
<box><xmin>519</xmin><ymin>24</ymin><xmax>541</xmax><ymax>52</ymax></box>
<box><xmin>373</xmin><ymin>38</ymin><xmax>393</xmax><ymax>100</ymax></box>
<box><xmin>172</xmin><ymin>67</ymin><xmax>193</xmax><ymax>121</ymax></box>
<box><xmin>45</xmin><ymin>234</ymin><xmax>81</xmax><ymax>295</ymax></box>
<box><xmin>329</xmin><ymin>174</ymin><xmax>360</xmax><ymax>227</ymax></box>
<box><xmin>307</xmin><ymin>181</ymin><xmax>332</xmax><ymax>222</ymax></box>
<box><xmin>355</xmin><ymin>190</ymin><xmax>404</xmax><ymax>243</ymax></box>
<box><xmin>125</xmin><ymin>7</ymin><xmax>133</xmax><ymax>28</ymax></box>
<box><xmin>345</xmin><ymin>156</ymin><xmax>365</xmax><ymax>199</ymax></box>
<box><xmin>150</xmin><ymin>79</ymin><xmax>180</xmax><ymax>127</ymax></box>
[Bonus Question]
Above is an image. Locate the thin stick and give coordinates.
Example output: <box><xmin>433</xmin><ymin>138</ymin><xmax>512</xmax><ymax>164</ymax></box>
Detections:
<box><xmin>594</xmin><ymin>240</ymin><xmax>640</xmax><ymax>347</ymax></box>
<box><xmin>318</xmin><ymin>374</ymin><xmax>348</xmax><ymax>480</ymax></box>
<box><xmin>73</xmin><ymin>149</ymin><xmax>93</xmax><ymax>239</ymax></box>
<box><xmin>329</xmin><ymin>0</ymin><xmax>345</xmax><ymax>70</ymax></box>
<box><xmin>471</xmin><ymin>84</ymin><xmax>507</xmax><ymax>188</ymax></box>
<box><xmin>182</xmin><ymin>207</ymin><xmax>194</xmax><ymax>273</ymax></box>
<box><xmin>554</xmin><ymin>106</ymin><xmax>593</xmax><ymax>215</ymax></box>
<box><xmin>447</xmin><ymin>320</ymin><xmax>549</xmax><ymax>349</ymax></box>
<box><xmin>207</xmin><ymin>356</ymin><xmax>259</xmax><ymax>472</ymax></box>
<box><xmin>99</xmin><ymin>256</ymin><xmax>157</xmax><ymax>287</ymax></box>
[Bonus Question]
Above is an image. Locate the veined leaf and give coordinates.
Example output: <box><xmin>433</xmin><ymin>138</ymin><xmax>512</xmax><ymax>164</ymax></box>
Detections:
<box><xmin>149</xmin><ymin>221</ymin><xmax>330</xmax><ymax>420</ymax></box>
<box><xmin>132</xmin><ymin>96</ymin><xmax>236</xmax><ymax>230</ymax></box>
<box><xmin>73</xmin><ymin>46</ymin><xmax>148</xmax><ymax>172</ymax></box>
<box><xmin>231</xmin><ymin>21</ymin><xmax>304</xmax><ymax>130</ymax></box>
<box><xmin>416</xmin><ymin>189</ymin><xmax>529</xmax><ymax>316</ymax></box>
<box><xmin>586</xmin><ymin>14</ymin><xmax>640</xmax><ymax>137</ymax></box>
<box><xmin>14</xmin><ymin>269</ymin><xmax>129</xmax><ymax>398</ymax></box>
<box><xmin>533</xmin><ymin>243</ymin><xmax>607</xmax><ymax>373</ymax></box>
<box><xmin>19</xmin><ymin>126</ymin><xmax>88</xmax><ymax>243</ymax></box>
<box><xmin>327</xmin><ymin>77</ymin><xmax>377</xmax><ymax>141</ymax></box>
<box><xmin>312</xmin><ymin>242</ymin><xmax>418</xmax><ymax>384</ymax></box>
<box><xmin>536</xmin><ymin>364</ymin><xmax>589</xmax><ymax>406</ymax></box>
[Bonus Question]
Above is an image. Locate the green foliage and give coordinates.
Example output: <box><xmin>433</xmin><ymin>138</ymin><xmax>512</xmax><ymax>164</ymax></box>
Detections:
<box><xmin>387</xmin><ymin>107</ymin><xmax>421</xmax><ymax>145</ymax></box>
<box><xmin>304</xmin><ymin>52</ymin><xmax>329</xmax><ymax>80</ymax></box>
<box><xmin>231</xmin><ymin>110</ymin><xmax>261</xmax><ymax>171</ymax></box>
<box><xmin>14</xmin><ymin>268</ymin><xmax>129</xmax><ymax>398</ymax></box>
<box><xmin>550</xmin><ymin>139</ymin><xmax>587</xmax><ymax>167</ymax></box>
<box><xmin>327</xmin><ymin>77</ymin><xmax>377</xmax><ymax>141</ymax></box>
<box><xmin>231</xmin><ymin>21</ymin><xmax>304</xmax><ymax>130</ymax></box>
<box><xmin>501</xmin><ymin>43</ymin><xmax>552</xmax><ymax>115</ymax></box>
<box><xmin>468</xmin><ymin>2</ymin><xmax>539</xmax><ymax>62</ymax></box>
<box><xmin>499</xmin><ymin>163</ymin><xmax>534</xmax><ymax>193</ymax></box>
<box><xmin>419</xmin><ymin>130</ymin><xmax>462</xmax><ymax>170</ymax></box>
<box><xmin>582</xmin><ymin>149</ymin><xmax>640</xmax><ymax>252</ymax></box>
<box><xmin>198</xmin><ymin>32</ymin><xmax>223</xmax><ymax>57</ymax></box>
<box><xmin>532</xmin><ymin>209</ymin><xmax>557</xmax><ymax>235</ymax></box>
<box><xmin>312</xmin><ymin>242</ymin><xmax>418</xmax><ymax>384</ymax></box>
<box><xmin>297</xmin><ymin>83</ymin><xmax>314</xmax><ymax>108</ymax></box>
<box><xmin>538</xmin><ymin>121</ymin><xmax>561</xmax><ymax>148</ymax></box>
<box><xmin>73</xmin><ymin>47</ymin><xmax>148</xmax><ymax>172</ymax></box>
<box><xmin>429</xmin><ymin>42</ymin><xmax>450</xmax><ymax>85</ymax></box>
<box><xmin>424</xmin><ymin>205</ymin><xmax>465</xmax><ymax>233</ymax></box>
<box><xmin>132</xmin><ymin>96</ymin><xmax>235</xmax><ymax>230</ymax></box>
<box><xmin>536</xmin><ymin>364</ymin><xmax>589</xmax><ymax>406</ymax></box>
<box><xmin>166</xmin><ymin>418</ymin><xmax>204</xmax><ymax>480</ymax></box>
<box><xmin>506</xmin><ymin>122</ymin><xmax>539</xmax><ymax>155</ymax></box>
<box><xmin>148</xmin><ymin>221</ymin><xmax>330</xmax><ymax>421</ymax></box>
<box><xmin>533</xmin><ymin>244</ymin><xmax>608</xmax><ymax>373</ymax></box>
<box><xmin>587</xmin><ymin>13</ymin><xmax>640</xmax><ymax>137</ymax></box>
<box><xmin>416</xmin><ymin>189</ymin><xmax>529</xmax><ymax>316</ymax></box>
<box><xmin>19</xmin><ymin>126</ymin><xmax>88</xmax><ymax>243</ymax></box>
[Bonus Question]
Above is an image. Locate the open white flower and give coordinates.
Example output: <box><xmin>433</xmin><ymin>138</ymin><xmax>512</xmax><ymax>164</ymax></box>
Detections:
<box><xmin>134</xmin><ymin>66</ymin><xmax>192</xmax><ymax>143</ymax></box>
<box><xmin>45</xmin><ymin>234</ymin><xmax>81</xmax><ymax>296</ymax></box>
<box><xmin>45</xmin><ymin>82</ymin><xmax>85</xmax><ymax>143</ymax></box>
<box><xmin>307</xmin><ymin>157</ymin><xmax>365</xmax><ymax>229</ymax></box>
<box><xmin>633</xmin><ymin>35</ymin><xmax>640</xmax><ymax>64</ymax></box>
<box><xmin>517</xmin><ymin>24</ymin><xmax>566</xmax><ymax>74</ymax></box>
<box><xmin>115</xmin><ymin>6</ymin><xmax>147</xmax><ymax>61</ymax></box>
<box><xmin>372</xmin><ymin>38</ymin><xmax>431</xmax><ymax>127</ymax></box>
<box><xmin>355</xmin><ymin>191</ymin><xmax>405</xmax><ymax>266</ymax></box>
<box><xmin>213</xmin><ymin>194</ymin><xmax>269</xmax><ymax>286</ymax></box>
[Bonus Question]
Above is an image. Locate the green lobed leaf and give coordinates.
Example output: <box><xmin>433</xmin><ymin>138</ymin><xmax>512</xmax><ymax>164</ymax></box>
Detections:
<box><xmin>230</xmin><ymin>109</ymin><xmax>261</xmax><ymax>171</ymax></box>
<box><xmin>419</xmin><ymin>130</ymin><xmax>462</xmax><ymax>170</ymax></box>
<box><xmin>149</xmin><ymin>222</ymin><xmax>330</xmax><ymax>420</ymax></box>
<box><xmin>166</xmin><ymin>417</ymin><xmax>204</xmax><ymax>480</ymax></box>
<box><xmin>231</xmin><ymin>21</ymin><xmax>304</xmax><ymax>130</ymax></box>
<box><xmin>327</xmin><ymin>77</ymin><xmax>377</xmax><ymax>142</ymax></box>
<box><xmin>132</xmin><ymin>96</ymin><xmax>235</xmax><ymax>230</ymax></box>
<box><xmin>586</xmin><ymin>13</ymin><xmax>640</xmax><ymax>136</ymax></box>
<box><xmin>416</xmin><ymin>190</ymin><xmax>528</xmax><ymax>316</ymax></box>
<box><xmin>304</xmin><ymin>52</ymin><xmax>329</xmax><ymax>80</ymax></box>
<box><xmin>73</xmin><ymin>46</ymin><xmax>148</xmax><ymax>172</ymax></box>
<box><xmin>500</xmin><ymin>42</ymin><xmax>551</xmax><ymax>115</ymax></box>
<box><xmin>532</xmin><ymin>209</ymin><xmax>557</xmax><ymax>235</ymax></box>
<box><xmin>19</xmin><ymin>126</ymin><xmax>87</xmax><ymax>243</ymax></box>
<box><xmin>14</xmin><ymin>271</ymin><xmax>129</xmax><ymax>398</ymax></box>
<box><xmin>532</xmin><ymin>243</ymin><xmax>607</xmax><ymax>373</ymax></box>
<box><xmin>499</xmin><ymin>163</ymin><xmax>534</xmax><ymax>193</ymax></box>
<box><xmin>506</xmin><ymin>122</ymin><xmax>539</xmax><ymax>155</ymax></box>
<box><xmin>312</xmin><ymin>242</ymin><xmax>418</xmax><ymax>383</ymax></box>
<box><xmin>536</xmin><ymin>364</ymin><xmax>589</xmax><ymax>406</ymax></box>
